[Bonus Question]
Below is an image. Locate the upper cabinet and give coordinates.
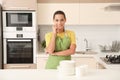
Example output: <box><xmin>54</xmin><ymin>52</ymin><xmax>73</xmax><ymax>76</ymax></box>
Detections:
<box><xmin>2</xmin><ymin>0</ymin><xmax>37</xmax><ymax>10</ymax></box>
<box><xmin>37</xmin><ymin>0</ymin><xmax>120</xmax><ymax>3</ymax></box>
<box><xmin>37</xmin><ymin>0</ymin><xmax>120</xmax><ymax>25</ymax></box>
<box><xmin>37</xmin><ymin>3</ymin><xmax>79</xmax><ymax>25</ymax></box>
<box><xmin>38</xmin><ymin>3</ymin><xmax>120</xmax><ymax>25</ymax></box>
<box><xmin>37</xmin><ymin>0</ymin><xmax>79</xmax><ymax>3</ymax></box>
<box><xmin>79</xmin><ymin>3</ymin><xmax>120</xmax><ymax>25</ymax></box>
<box><xmin>80</xmin><ymin>0</ymin><xmax>120</xmax><ymax>3</ymax></box>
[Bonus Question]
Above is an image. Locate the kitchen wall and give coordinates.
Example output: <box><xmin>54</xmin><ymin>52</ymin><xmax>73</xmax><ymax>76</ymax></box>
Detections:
<box><xmin>38</xmin><ymin>25</ymin><xmax>120</xmax><ymax>52</ymax></box>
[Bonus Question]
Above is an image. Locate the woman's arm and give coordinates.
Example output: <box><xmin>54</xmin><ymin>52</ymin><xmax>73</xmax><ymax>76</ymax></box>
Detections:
<box><xmin>51</xmin><ymin>44</ymin><xmax>76</xmax><ymax>56</ymax></box>
<box><xmin>45</xmin><ymin>33</ymin><xmax>56</xmax><ymax>53</ymax></box>
<box><xmin>52</xmin><ymin>31</ymin><xmax>76</xmax><ymax>56</ymax></box>
<box><xmin>45</xmin><ymin>25</ymin><xmax>57</xmax><ymax>53</ymax></box>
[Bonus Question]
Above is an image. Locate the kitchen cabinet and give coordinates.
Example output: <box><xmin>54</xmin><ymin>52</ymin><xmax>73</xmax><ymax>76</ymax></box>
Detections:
<box><xmin>80</xmin><ymin>0</ymin><xmax>120</xmax><ymax>3</ymax></box>
<box><xmin>2</xmin><ymin>0</ymin><xmax>37</xmax><ymax>10</ymax></box>
<box><xmin>72</xmin><ymin>57</ymin><xmax>97</xmax><ymax>69</ymax></box>
<box><xmin>4</xmin><ymin>64</ymin><xmax>36</xmax><ymax>69</ymax></box>
<box><xmin>37</xmin><ymin>3</ymin><xmax>79</xmax><ymax>25</ymax></box>
<box><xmin>37</xmin><ymin>57</ymin><xmax>48</xmax><ymax>69</ymax></box>
<box><xmin>79</xmin><ymin>3</ymin><xmax>120</xmax><ymax>25</ymax></box>
<box><xmin>37</xmin><ymin>0</ymin><xmax>79</xmax><ymax>3</ymax></box>
<box><xmin>37</xmin><ymin>0</ymin><xmax>120</xmax><ymax>3</ymax></box>
<box><xmin>37</xmin><ymin>56</ymin><xmax>97</xmax><ymax>69</ymax></box>
<box><xmin>38</xmin><ymin>3</ymin><xmax>120</xmax><ymax>25</ymax></box>
<box><xmin>37</xmin><ymin>55</ymin><xmax>98</xmax><ymax>69</ymax></box>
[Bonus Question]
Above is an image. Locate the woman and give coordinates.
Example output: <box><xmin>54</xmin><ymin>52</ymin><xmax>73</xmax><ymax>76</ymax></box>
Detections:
<box><xmin>45</xmin><ymin>10</ymin><xmax>76</xmax><ymax>69</ymax></box>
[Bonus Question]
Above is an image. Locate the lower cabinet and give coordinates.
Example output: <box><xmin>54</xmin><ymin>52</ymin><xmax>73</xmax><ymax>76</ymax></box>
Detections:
<box><xmin>4</xmin><ymin>64</ymin><xmax>36</xmax><ymax>69</ymax></box>
<box><xmin>37</xmin><ymin>56</ymin><xmax>98</xmax><ymax>69</ymax></box>
<box><xmin>72</xmin><ymin>57</ymin><xmax>97</xmax><ymax>69</ymax></box>
<box><xmin>37</xmin><ymin>57</ymin><xmax>48</xmax><ymax>69</ymax></box>
<box><xmin>36</xmin><ymin>56</ymin><xmax>105</xmax><ymax>69</ymax></box>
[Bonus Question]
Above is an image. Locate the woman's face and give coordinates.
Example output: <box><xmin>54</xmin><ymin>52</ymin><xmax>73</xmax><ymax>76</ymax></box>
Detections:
<box><xmin>53</xmin><ymin>14</ymin><xmax>66</xmax><ymax>32</ymax></box>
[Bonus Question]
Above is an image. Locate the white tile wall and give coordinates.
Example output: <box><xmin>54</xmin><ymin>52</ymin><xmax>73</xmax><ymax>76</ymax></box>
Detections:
<box><xmin>38</xmin><ymin>25</ymin><xmax>120</xmax><ymax>52</ymax></box>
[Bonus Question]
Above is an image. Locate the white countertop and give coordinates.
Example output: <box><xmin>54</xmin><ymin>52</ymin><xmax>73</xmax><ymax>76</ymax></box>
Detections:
<box><xmin>37</xmin><ymin>52</ymin><xmax>120</xmax><ymax>69</ymax></box>
<box><xmin>0</xmin><ymin>69</ymin><xmax>120</xmax><ymax>80</ymax></box>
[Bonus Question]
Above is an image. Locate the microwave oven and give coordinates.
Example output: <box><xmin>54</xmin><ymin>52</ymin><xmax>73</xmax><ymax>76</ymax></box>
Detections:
<box><xmin>2</xmin><ymin>10</ymin><xmax>36</xmax><ymax>32</ymax></box>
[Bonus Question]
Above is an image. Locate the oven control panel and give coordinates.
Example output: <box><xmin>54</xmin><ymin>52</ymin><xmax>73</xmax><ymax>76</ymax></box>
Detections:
<box><xmin>3</xmin><ymin>32</ymin><xmax>36</xmax><ymax>38</ymax></box>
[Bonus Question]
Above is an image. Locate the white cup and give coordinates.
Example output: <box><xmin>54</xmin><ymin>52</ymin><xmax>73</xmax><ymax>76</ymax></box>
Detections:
<box><xmin>75</xmin><ymin>65</ymin><xmax>88</xmax><ymax>78</ymax></box>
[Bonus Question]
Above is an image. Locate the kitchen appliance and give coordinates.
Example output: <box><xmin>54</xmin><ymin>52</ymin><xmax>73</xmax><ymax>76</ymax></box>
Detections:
<box><xmin>0</xmin><ymin>4</ymin><xmax>3</xmax><ymax>69</ymax></box>
<box><xmin>101</xmin><ymin>55</ymin><xmax>120</xmax><ymax>64</ymax></box>
<box><xmin>3</xmin><ymin>32</ymin><xmax>36</xmax><ymax>68</ymax></box>
<box><xmin>6</xmin><ymin>39</ymin><xmax>34</xmax><ymax>63</ymax></box>
<box><xmin>2</xmin><ymin>10</ymin><xmax>36</xmax><ymax>32</ymax></box>
<box><xmin>3</xmin><ymin>10</ymin><xmax>37</xmax><ymax>69</ymax></box>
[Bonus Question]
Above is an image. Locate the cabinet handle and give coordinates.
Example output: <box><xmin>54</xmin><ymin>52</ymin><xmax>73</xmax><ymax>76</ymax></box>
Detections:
<box><xmin>10</xmin><ymin>65</ymin><xmax>30</xmax><ymax>68</ymax></box>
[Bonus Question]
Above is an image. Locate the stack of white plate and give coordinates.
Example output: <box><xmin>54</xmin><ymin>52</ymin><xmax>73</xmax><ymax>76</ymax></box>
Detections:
<box><xmin>58</xmin><ymin>60</ymin><xmax>75</xmax><ymax>76</ymax></box>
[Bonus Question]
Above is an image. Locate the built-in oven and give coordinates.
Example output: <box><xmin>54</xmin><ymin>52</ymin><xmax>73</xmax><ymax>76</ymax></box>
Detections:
<box><xmin>3</xmin><ymin>32</ymin><xmax>37</xmax><ymax>69</ymax></box>
<box><xmin>2</xmin><ymin>10</ymin><xmax>36</xmax><ymax>32</ymax></box>
<box><xmin>4</xmin><ymin>38</ymin><xmax>36</xmax><ymax>64</ymax></box>
<box><xmin>6</xmin><ymin>39</ymin><xmax>33</xmax><ymax>63</ymax></box>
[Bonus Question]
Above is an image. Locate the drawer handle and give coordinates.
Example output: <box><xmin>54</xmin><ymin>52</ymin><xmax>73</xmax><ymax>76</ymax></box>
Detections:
<box><xmin>10</xmin><ymin>65</ymin><xmax>30</xmax><ymax>68</ymax></box>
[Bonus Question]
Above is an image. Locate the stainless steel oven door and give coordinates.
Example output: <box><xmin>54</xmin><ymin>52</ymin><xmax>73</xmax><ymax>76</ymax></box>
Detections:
<box><xmin>4</xmin><ymin>39</ymin><xmax>34</xmax><ymax>64</ymax></box>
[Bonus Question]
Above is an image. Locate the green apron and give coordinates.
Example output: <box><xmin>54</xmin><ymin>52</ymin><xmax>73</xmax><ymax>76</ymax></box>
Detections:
<box><xmin>45</xmin><ymin>33</ymin><xmax>71</xmax><ymax>69</ymax></box>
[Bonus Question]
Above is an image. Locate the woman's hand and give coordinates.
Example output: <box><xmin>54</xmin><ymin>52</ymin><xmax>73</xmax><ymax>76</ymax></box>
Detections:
<box><xmin>52</xmin><ymin>25</ymin><xmax>57</xmax><ymax>34</ymax></box>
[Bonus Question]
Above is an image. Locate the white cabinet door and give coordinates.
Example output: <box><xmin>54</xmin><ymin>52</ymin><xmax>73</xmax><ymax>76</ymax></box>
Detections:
<box><xmin>4</xmin><ymin>64</ymin><xmax>36</xmax><ymax>69</ymax></box>
<box><xmin>72</xmin><ymin>57</ymin><xmax>97</xmax><ymax>69</ymax></box>
<box><xmin>37</xmin><ymin>57</ymin><xmax>48</xmax><ymax>69</ymax></box>
<box><xmin>37</xmin><ymin>3</ymin><xmax>79</xmax><ymax>25</ymax></box>
<box><xmin>37</xmin><ymin>56</ymin><xmax>97</xmax><ymax>69</ymax></box>
<box><xmin>2</xmin><ymin>0</ymin><xmax>37</xmax><ymax>10</ymax></box>
<box><xmin>79</xmin><ymin>3</ymin><xmax>120</xmax><ymax>25</ymax></box>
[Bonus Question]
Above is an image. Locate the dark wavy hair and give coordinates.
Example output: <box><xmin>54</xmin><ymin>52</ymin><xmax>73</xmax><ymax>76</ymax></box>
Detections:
<box><xmin>53</xmin><ymin>10</ymin><xmax>66</xmax><ymax>19</ymax></box>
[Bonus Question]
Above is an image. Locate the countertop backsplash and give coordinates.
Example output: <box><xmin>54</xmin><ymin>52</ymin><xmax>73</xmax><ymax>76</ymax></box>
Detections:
<box><xmin>38</xmin><ymin>25</ymin><xmax>120</xmax><ymax>53</ymax></box>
